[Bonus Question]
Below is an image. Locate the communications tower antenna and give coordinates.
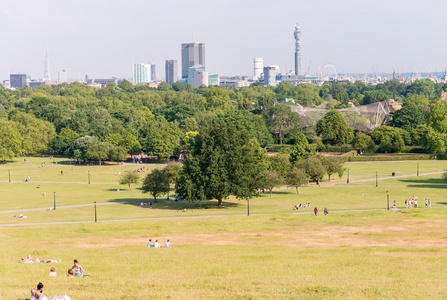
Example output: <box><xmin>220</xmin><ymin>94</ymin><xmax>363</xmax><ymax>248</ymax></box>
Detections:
<box><xmin>294</xmin><ymin>23</ymin><xmax>301</xmax><ymax>76</ymax></box>
<box><xmin>43</xmin><ymin>48</ymin><xmax>51</xmax><ymax>82</ymax></box>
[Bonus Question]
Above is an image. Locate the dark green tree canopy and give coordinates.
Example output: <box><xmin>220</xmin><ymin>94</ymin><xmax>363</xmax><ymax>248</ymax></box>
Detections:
<box><xmin>316</xmin><ymin>110</ymin><xmax>353</xmax><ymax>145</ymax></box>
<box><xmin>176</xmin><ymin>119</ymin><xmax>267</xmax><ymax>206</ymax></box>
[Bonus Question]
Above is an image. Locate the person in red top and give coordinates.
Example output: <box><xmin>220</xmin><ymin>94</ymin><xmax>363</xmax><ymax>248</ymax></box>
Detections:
<box><xmin>314</xmin><ymin>207</ymin><xmax>318</xmax><ymax>216</ymax></box>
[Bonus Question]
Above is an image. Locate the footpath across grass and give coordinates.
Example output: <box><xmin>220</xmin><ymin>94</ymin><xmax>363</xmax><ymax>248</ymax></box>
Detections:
<box><xmin>2</xmin><ymin>210</ymin><xmax>447</xmax><ymax>299</ymax></box>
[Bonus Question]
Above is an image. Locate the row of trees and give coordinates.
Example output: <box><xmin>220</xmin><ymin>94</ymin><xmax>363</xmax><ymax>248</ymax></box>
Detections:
<box><xmin>124</xmin><ymin>118</ymin><xmax>344</xmax><ymax>206</ymax></box>
<box><xmin>1</xmin><ymin>79</ymin><xmax>447</xmax><ymax>161</ymax></box>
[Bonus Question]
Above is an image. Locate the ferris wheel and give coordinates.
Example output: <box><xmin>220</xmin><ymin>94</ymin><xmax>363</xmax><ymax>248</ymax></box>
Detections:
<box><xmin>319</xmin><ymin>64</ymin><xmax>338</xmax><ymax>80</ymax></box>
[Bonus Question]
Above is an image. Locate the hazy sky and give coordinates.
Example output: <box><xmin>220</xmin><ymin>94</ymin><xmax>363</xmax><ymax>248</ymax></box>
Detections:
<box><xmin>1</xmin><ymin>0</ymin><xmax>446</xmax><ymax>81</ymax></box>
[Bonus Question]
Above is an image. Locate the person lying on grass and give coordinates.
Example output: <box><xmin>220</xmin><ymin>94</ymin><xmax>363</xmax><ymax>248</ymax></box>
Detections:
<box><xmin>22</xmin><ymin>255</ymin><xmax>58</xmax><ymax>263</ymax></box>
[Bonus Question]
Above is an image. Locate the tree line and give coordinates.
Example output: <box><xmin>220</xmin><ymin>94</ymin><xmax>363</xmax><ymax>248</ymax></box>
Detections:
<box><xmin>1</xmin><ymin>78</ymin><xmax>447</xmax><ymax>161</ymax></box>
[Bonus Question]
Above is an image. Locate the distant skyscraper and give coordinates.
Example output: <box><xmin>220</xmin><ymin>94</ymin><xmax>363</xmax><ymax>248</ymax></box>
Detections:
<box><xmin>43</xmin><ymin>48</ymin><xmax>51</xmax><ymax>81</ymax></box>
<box><xmin>165</xmin><ymin>60</ymin><xmax>178</xmax><ymax>85</ymax></box>
<box><xmin>264</xmin><ymin>65</ymin><xmax>280</xmax><ymax>86</ymax></box>
<box><xmin>151</xmin><ymin>65</ymin><xmax>156</xmax><ymax>81</ymax></box>
<box><xmin>58</xmin><ymin>70</ymin><xmax>68</xmax><ymax>83</ymax></box>
<box><xmin>254</xmin><ymin>58</ymin><xmax>263</xmax><ymax>80</ymax></box>
<box><xmin>294</xmin><ymin>24</ymin><xmax>301</xmax><ymax>76</ymax></box>
<box><xmin>10</xmin><ymin>74</ymin><xmax>27</xmax><ymax>89</ymax></box>
<box><xmin>188</xmin><ymin>65</ymin><xmax>205</xmax><ymax>86</ymax></box>
<box><xmin>133</xmin><ymin>63</ymin><xmax>151</xmax><ymax>84</ymax></box>
<box><xmin>181</xmin><ymin>43</ymin><xmax>205</xmax><ymax>79</ymax></box>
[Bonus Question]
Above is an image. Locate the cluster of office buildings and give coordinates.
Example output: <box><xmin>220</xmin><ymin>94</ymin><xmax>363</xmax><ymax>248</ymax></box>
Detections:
<box><xmin>5</xmin><ymin>25</ymin><xmax>447</xmax><ymax>90</ymax></box>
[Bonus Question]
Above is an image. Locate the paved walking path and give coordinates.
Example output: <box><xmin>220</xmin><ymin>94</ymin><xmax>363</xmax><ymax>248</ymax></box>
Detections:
<box><xmin>0</xmin><ymin>207</ymin><xmax>440</xmax><ymax>227</ymax></box>
<box><xmin>0</xmin><ymin>171</ymin><xmax>444</xmax><ymax>227</ymax></box>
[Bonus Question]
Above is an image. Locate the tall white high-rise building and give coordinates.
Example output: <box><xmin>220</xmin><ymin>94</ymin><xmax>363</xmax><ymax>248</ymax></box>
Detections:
<box><xmin>58</xmin><ymin>70</ymin><xmax>68</xmax><ymax>83</ymax></box>
<box><xmin>133</xmin><ymin>63</ymin><xmax>151</xmax><ymax>84</ymax></box>
<box><xmin>254</xmin><ymin>58</ymin><xmax>263</xmax><ymax>80</ymax></box>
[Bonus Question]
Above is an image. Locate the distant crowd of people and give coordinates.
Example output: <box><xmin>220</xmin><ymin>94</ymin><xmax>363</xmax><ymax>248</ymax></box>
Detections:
<box><xmin>404</xmin><ymin>195</ymin><xmax>431</xmax><ymax>209</ymax></box>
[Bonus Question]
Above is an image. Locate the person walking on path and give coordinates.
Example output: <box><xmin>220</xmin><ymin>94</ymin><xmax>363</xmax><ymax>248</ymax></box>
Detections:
<box><xmin>324</xmin><ymin>208</ymin><xmax>328</xmax><ymax>215</ymax></box>
<box><xmin>393</xmin><ymin>200</ymin><xmax>396</xmax><ymax>210</ymax></box>
<box><xmin>314</xmin><ymin>207</ymin><xmax>318</xmax><ymax>216</ymax></box>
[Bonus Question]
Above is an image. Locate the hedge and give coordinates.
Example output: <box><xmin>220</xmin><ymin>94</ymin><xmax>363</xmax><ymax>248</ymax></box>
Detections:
<box><xmin>265</xmin><ymin>144</ymin><xmax>294</xmax><ymax>153</ymax></box>
<box><xmin>342</xmin><ymin>155</ymin><xmax>435</xmax><ymax>162</ymax></box>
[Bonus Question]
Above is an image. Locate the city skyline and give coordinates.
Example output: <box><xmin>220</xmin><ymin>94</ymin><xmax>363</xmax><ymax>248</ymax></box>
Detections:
<box><xmin>1</xmin><ymin>0</ymin><xmax>446</xmax><ymax>81</ymax></box>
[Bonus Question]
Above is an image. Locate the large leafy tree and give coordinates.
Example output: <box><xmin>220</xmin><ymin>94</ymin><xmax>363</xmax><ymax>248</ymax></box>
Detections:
<box><xmin>119</xmin><ymin>171</ymin><xmax>140</xmax><ymax>191</ymax></box>
<box><xmin>264</xmin><ymin>104</ymin><xmax>300</xmax><ymax>144</ymax></box>
<box><xmin>389</xmin><ymin>104</ymin><xmax>426</xmax><ymax>132</ymax></box>
<box><xmin>13</xmin><ymin>112</ymin><xmax>56</xmax><ymax>155</ymax></box>
<box><xmin>109</xmin><ymin>146</ymin><xmax>127</xmax><ymax>163</ymax></box>
<box><xmin>265</xmin><ymin>171</ymin><xmax>283</xmax><ymax>197</ymax></box>
<box><xmin>428</xmin><ymin>100</ymin><xmax>447</xmax><ymax>134</ymax></box>
<box><xmin>268</xmin><ymin>153</ymin><xmax>291</xmax><ymax>177</ymax></box>
<box><xmin>67</xmin><ymin>136</ymin><xmax>99</xmax><ymax>160</ymax></box>
<box><xmin>316</xmin><ymin>110</ymin><xmax>353</xmax><ymax>145</ymax></box>
<box><xmin>145</xmin><ymin>116</ymin><xmax>182</xmax><ymax>157</ymax></box>
<box><xmin>215</xmin><ymin>110</ymin><xmax>273</xmax><ymax>147</ymax></box>
<box><xmin>319</xmin><ymin>156</ymin><xmax>344</xmax><ymax>182</ymax></box>
<box><xmin>85</xmin><ymin>142</ymin><xmax>111</xmax><ymax>165</ymax></box>
<box><xmin>369</xmin><ymin>126</ymin><xmax>407</xmax><ymax>153</ymax></box>
<box><xmin>176</xmin><ymin>120</ymin><xmax>267</xmax><ymax>206</ymax></box>
<box><xmin>286</xmin><ymin>166</ymin><xmax>309</xmax><ymax>194</ymax></box>
<box><xmin>0</xmin><ymin>120</ymin><xmax>23</xmax><ymax>160</ymax></box>
<box><xmin>296</xmin><ymin>157</ymin><xmax>326</xmax><ymax>186</ymax></box>
<box><xmin>142</xmin><ymin>168</ymin><xmax>170</xmax><ymax>202</ymax></box>
<box><xmin>352</xmin><ymin>132</ymin><xmax>375</xmax><ymax>153</ymax></box>
<box><xmin>290</xmin><ymin>133</ymin><xmax>317</xmax><ymax>162</ymax></box>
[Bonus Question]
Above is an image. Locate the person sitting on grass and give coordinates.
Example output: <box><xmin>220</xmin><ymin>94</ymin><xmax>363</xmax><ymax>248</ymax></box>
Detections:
<box><xmin>71</xmin><ymin>259</ymin><xmax>89</xmax><ymax>277</ymax></box>
<box><xmin>66</xmin><ymin>269</ymin><xmax>74</xmax><ymax>277</ymax></box>
<box><xmin>49</xmin><ymin>267</ymin><xmax>57</xmax><ymax>277</ymax></box>
<box><xmin>30</xmin><ymin>282</ymin><xmax>71</xmax><ymax>300</ymax></box>
<box><xmin>154</xmin><ymin>240</ymin><xmax>161</xmax><ymax>248</ymax></box>
<box><xmin>147</xmin><ymin>239</ymin><xmax>153</xmax><ymax>247</ymax></box>
<box><xmin>164</xmin><ymin>239</ymin><xmax>171</xmax><ymax>247</ymax></box>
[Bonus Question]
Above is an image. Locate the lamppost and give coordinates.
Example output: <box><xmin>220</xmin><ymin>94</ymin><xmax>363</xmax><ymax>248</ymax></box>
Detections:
<box><xmin>376</xmin><ymin>172</ymin><xmax>378</xmax><ymax>187</ymax></box>
<box><xmin>94</xmin><ymin>201</ymin><xmax>97</xmax><ymax>222</ymax></box>
<box><xmin>8</xmin><ymin>169</ymin><xmax>10</xmax><ymax>183</ymax></box>
<box><xmin>387</xmin><ymin>191</ymin><xmax>389</xmax><ymax>210</ymax></box>
<box><xmin>53</xmin><ymin>192</ymin><xmax>56</xmax><ymax>210</ymax></box>
<box><xmin>347</xmin><ymin>168</ymin><xmax>350</xmax><ymax>184</ymax></box>
<box><xmin>417</xmin><ymin>163</ymin><xmax>419</xmax><ymax>176</ymax></box>
<box><xmin>247</xmin><ymin>197</ymin><xmax>250</xmax><ymax>216</ymax></box>
<box><xmin>88</xmin><ymin>171</ymin><xmax>91</xmax><ymax>184</ymax></box>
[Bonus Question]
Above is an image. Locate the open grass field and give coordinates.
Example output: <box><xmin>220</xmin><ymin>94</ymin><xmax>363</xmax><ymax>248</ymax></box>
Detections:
<box><xmin>1</xmin><ymin>157</ymin><xmax>447</xmax><ymax>299</ymax></box>
<box><xmin>2</xmin><ymin>210</ymin><xmax>447</xmax><ymax>299</ymax></box>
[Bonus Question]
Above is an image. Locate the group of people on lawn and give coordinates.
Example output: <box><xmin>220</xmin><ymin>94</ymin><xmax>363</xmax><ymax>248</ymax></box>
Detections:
<box><xmin>26</xmin><ymin>259</ymin><xmax>88</xmax><ymax>300</ymax></box>
<box><xmin>403</xmin><ymin>195</ymin><xmax>431</xmax><ymax>209</ymax></box>
<box><xmin>147</xmin><ymin>239</ymin><xmax>171</xmax><ymax>248</ymax></box>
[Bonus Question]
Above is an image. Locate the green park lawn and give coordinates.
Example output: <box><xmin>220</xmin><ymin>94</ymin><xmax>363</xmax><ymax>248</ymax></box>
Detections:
<box><xmin>1</xmin><ymin>158</ymin><xmax>447</xmax><ymax>298</ymax></box>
